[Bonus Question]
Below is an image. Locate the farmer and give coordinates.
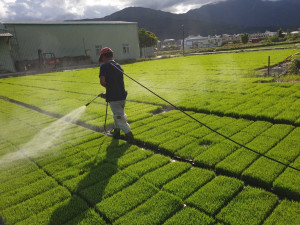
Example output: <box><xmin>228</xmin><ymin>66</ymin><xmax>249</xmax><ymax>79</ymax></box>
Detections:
<box><xmin>99</xmin><ymin>47</ymin><xmax>134</xmax><ymax>143</ymax></box>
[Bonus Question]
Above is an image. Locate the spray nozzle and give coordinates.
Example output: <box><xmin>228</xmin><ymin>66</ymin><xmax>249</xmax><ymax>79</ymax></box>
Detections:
<box><xmin>85</xmin><ymin>93</ymin><xmax>104</xmax><ymax>107</ymax></box>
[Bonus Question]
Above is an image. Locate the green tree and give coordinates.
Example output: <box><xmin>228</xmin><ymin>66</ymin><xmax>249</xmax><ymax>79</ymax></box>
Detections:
<box><xmin>138</xmin><ymin>28</ymin><xmax>158</xmax><ymax>48</ymax></box>
<box><xmin>277</xmin><ymin>28</ymin><xmax>284</xmax><ymax>38</ymax></box>
<box><xmin>240</xmin><ymin>33</ymin><xmax>249</xmax><ymax>44</ymax></box>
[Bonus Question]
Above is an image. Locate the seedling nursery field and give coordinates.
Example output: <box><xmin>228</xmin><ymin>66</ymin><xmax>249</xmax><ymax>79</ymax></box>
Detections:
<box><xmin>0</xmin><ymin>49</ymin><xmax>299</xmax><ymax>225</ymax></box>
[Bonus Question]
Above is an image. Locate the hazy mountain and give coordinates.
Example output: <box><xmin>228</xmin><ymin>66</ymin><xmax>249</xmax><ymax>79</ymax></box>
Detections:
<box><xmin>187</xmin><ymin>0</ymin><xmax>300</xmax><ymax>27</ymax></box>
<box><xmin>81</xmin><ymin>0</ymin><xmax>300</xmax><ymax>40</ymax></box>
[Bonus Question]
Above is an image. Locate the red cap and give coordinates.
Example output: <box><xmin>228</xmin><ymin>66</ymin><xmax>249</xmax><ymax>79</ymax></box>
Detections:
<box><xmin>99</xmin><ymin>47</ymin><xmax>114</xmax><ymax>62</ymax></box>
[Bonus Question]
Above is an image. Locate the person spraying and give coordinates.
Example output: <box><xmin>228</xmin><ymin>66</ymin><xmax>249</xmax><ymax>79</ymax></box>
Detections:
<box><xmin>98</xmin><ymin>47</ymin><xmax>134</xmax><ymax>143</ymax></box>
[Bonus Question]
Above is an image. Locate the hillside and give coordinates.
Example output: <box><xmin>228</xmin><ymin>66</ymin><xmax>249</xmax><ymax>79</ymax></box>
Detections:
<box><xmin>81</xmin><ymin>0</ymin><xmax>300</xmax><ymax>40</ymax></box>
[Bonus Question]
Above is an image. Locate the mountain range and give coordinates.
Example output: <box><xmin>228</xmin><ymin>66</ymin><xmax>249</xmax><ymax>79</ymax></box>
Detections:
<box><xmin>81</xmin><ymin>0</ymin><xmax>300</xmax><ymax>40</ymax></box>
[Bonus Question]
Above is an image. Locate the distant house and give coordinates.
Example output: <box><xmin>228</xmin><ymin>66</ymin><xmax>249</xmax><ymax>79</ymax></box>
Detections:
<box><xmin>264</xmin><ymin>31</ymin><xmax>277</xmax><ymax>37</ymax></box>
<box><xmin>250</xmin><ymin>32</ymin><xmax>269</xmax><ymax>40</ymax></box>
<box><xmin>222</xmin><ymin>34</ymin><xmax>241</xmax><ymax>43</ymax></box>
<box><xmin>163</xmin><ymin>39</ymin><xmax>176</xmax><ymax>47</ymax></box>
<box><xmin>250</xmin><ymin>31</ymin><xmax>276</xmax><ymax>40</ymax></box>
<box><xmin>222</xmin><ymin>31</ymin><xmax>277</xmax><ymax>44</ymax></box>
<box><xmin>184</xmin><ymin>35</ymin><xmax>222</xmax><ymax>49</ymax></box>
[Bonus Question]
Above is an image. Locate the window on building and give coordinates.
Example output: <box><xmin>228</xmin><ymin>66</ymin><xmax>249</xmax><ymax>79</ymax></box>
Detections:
<box><xmin>95</xmin><ymin>45</ymin><xmax>102</xmax><ymax>56</ymax></box>
<box><xmin>123</xmin><ymin>44</ymin><xmax>129</xmax><ymax>54</ymax></box>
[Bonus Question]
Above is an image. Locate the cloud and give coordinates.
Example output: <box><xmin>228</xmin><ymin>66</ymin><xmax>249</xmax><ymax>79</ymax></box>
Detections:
<box><xmin>0</xmin><ymin>0</ymin><xmax>16</xmax><ymax>20</ymax></box>
<box><xmin>0</xmin><ymin>0</ymin><xmax>283</xmax><ymax>21</ymax></box>
<box><xmin>1</xmin><ymin>0</ymin><xmax>123</xmax><ymax>21</ymax></box>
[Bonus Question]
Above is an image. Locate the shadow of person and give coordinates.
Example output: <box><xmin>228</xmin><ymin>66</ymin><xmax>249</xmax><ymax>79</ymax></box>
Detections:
<box><xmin>49</xmin><ymin>137</ymin><xmax>129</xmax><ymax>224</ymax></box>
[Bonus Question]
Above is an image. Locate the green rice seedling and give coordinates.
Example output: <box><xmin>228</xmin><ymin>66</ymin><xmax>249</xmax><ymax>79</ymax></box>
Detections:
<box><xmin>194</xmin><ymin>140</ymin><xmax>237</xmax><ymax>168</ymax></box>
<box><xmin>188</xmin><ymin>126</ymin><xmax>213</xmax><ymax>139</ymax></box>
<box><xmin>43</xmin><ymin>151</ymin><xmax>92</xmax><ymax>175</ymax></box>
<box><xmin>0</xmin><ymin>177</ymin><xmax>57</xmax><ymax>210</ymax></box>
<box><xmin>80</xmin><ymin>170</ymin><xmax>138</xmax><ymax>204</ymax></box>
<box><xmin>141</xmin><ymin>161</ymin><xmax>192</xmax><ymax>188</ymax></box>
<box><xmin>15</xmin><ymin>196</ymin><xmax>92</xmax><ymax>225</ymax></box>
<box><xmin>286</xmin><ymin>127</ymin><xmax>300</xmax><ymax>141</ymax></box>
<box><xmin>144</xmin><ymin>117</ymin><xmax>178</xmax><ymax>129</ymax></box>
<box><xmin>240</xmin><ymin>121</ymin><xmax>272</xmax><ymax>135</ymax></box>
<box><xmin>163</xmin><ymin>207</ymin><xmax>215</xmax><ymax>225</ymax></box>
<box><xmin>186</xmin><ymin>176</ymin><xmax>244</xmax><ymax>216</ymax></box>
<box><xmin>114</xmin><ymin>191</ymin><xmax>183</xmax><ymax>225</ymax></box>
<box><xmin>263</xmin><ymin>200</ymin><xmax>300</xmax><ymax>225</ymax></box>
<box><xmin>0</xmin><ymin>162</ymin><xmax>39</xmax><ymax>183</ymax></box>
<box><xmin>0</xmin><ymin>169</ymin><xmax>47</xmax><ymax>194</ymax></box>
<box><xmin>274</xmin><ymin>110</ymin><xmax>300</xmax><ymax>124</ymax></box>
<box><xmin>134</xmin><ymin>127</ymin><xmax>169</xmax><ymax>142</ymax></box>
<box><xmin>175</xmin><ymin>141</ymin><xmax>210</xmax><ymax>160</ymax></box>
<box><xmin>96</xmin><ymin>180</ymin><xmax>158</xmax><ymax>221</ymax></box>
<box><xmin>266</xmin><ymin>139</ymin><xmax>300</xmax><ymax>163</ymax></box>
<box><xmin>242</xmin><ymin>139</ymin><xmax>300</xmax><ymax>188</ymax></box>
<box><xmin>105</xmin><ymin>149</ymin><xmax>153</xmax><ymax>170</ymax></box>
<box><xmin>53</xmin><ymin>141</ymin><xmax>138</xmax><ymax>182</ymax></box>
<box><xmin>194</xmin><ymin>118</ymin><xmax>274</xmax><ymax>169</ymax></box>
<box><xmin>110</xmin><ymin>154</ymin><xmax>170</xmax><ymax>178</ymax></box>
<box><xmin>160</xmin><ymin>119</ymin><xmax>191</xmax><ymax>131</ymax></box>
<box><xmin>215</xmin><ymin>119</ymin><xmax>253</xmax><ymax>137</ymax></box>
<box><xmin>158</xmin><ymin>135</ymin><xmax>198</xmax><ymax>154</ymax></box>
<box><xmin>62</xmin><ymin>163</ymin><xmax>119</xmax><ymax>192</ymax></box>
<box><xmin>1</xmin><ymin>186</ymin><xmax>71</xmax><ymax>225</ymax></box>
<box><xmin>163</xmin><ymin>167</ymin><xmax>215</xmax><ymax>200</ymax></box>
<box><xmin>216</xmin><ymin>136</ymin><xmax>279</xmax><ymax>177</ymax></box>
<box><xmin>224</xmin><ymin>102</ymin><xmax>256</xmax><ymax>118</ymax></box>
<box><xmin>216</xmin><ymin>186</ymin><xmax>278</xmax><ymax>225</ymax></box>
<box><xmin>242</xmin><ymin>159</ymin><xmax>285</xmax><ymax>188</ymax></box>
<box><xmin>173</xmin><ymin>122</ymin><xmax>202</xmax><ymax>135</ymax></box>
<box><xmin>273</xmin><ymin>155</ymin><xmax>300</xmax><ymax>199</ymax></box>
<box><xmin>35</xmin><ymin>145</ymin><xmax>84</xmax><ymax>167</ymax></box>
<box><xmin>0</xmin><ymin>142</ymin><xmax>18</xmax><ymax>157</ymax></box>
<box><xmin>140</xmin><ymin>131</ymin><xmax>182</xmax><ymax>149</ymax></box>
<box><xmin>65</xmin><ymin>208</ymin><xmax>106</xmax><ymax>225</ymax></box>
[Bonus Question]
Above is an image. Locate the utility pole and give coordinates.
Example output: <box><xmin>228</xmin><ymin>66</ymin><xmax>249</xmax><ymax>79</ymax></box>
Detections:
<box><xmin>182</xmin><ymin>25</ymin><xmax>185</xmax><ymax>56</ymax></box>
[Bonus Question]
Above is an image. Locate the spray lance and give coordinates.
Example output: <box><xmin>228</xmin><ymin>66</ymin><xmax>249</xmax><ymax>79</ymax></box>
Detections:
<box><xmin>85</xmin><ymin>93</ymin><xmax>106</xmax><ymax>107</ymax></box>
<box><xmin>85</xmin><ymin>93</ymin><xmax>109</xmax><ymax>133</ymax></box>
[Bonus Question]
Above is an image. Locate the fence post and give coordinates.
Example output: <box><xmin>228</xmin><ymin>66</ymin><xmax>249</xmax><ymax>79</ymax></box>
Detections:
<box><xmin>268</xmin><ymin>56</ymin><xmax>270</xmax><ymax>76</ymax></box>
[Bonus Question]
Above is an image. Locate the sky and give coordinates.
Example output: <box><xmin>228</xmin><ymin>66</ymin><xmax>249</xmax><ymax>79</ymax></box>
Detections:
<box><xmin>0</xmin><ymin>0</ymin><xmax>280</xmax><ymax>22</ymax></box>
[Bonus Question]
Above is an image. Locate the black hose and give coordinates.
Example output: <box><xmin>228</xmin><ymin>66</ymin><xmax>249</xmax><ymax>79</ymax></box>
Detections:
<box><xmin>110</xmin><ymin>62</ymin><xmax>300</xmax><ymax>173</ymax></box>
<box><xmin>104</xmin><ymin>102</ymin><xmax>108</xmax><ymax>133</ymax></box>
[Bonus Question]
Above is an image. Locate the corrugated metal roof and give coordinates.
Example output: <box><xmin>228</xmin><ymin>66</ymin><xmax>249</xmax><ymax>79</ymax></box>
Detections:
<box><xmin>3</xmin><ymin>21</ymin><xmax>137</xmax><ymax>25</ymax></box>
<box><xmin>0</xmin><ymin>28</ymin><xmax>13</xmax><ymax>37</ymax></box>
<box><xmin>0</xmin><ymin>33</ymin><xmax>13</xmax><ymax>37</ymax></box>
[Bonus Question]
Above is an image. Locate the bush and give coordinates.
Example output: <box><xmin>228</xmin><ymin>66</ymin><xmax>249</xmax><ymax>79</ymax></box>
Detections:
<box><xmin>287</xmin><ymin>58</ymin><xmax>300</xmax><ymax>74</ymax></box>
